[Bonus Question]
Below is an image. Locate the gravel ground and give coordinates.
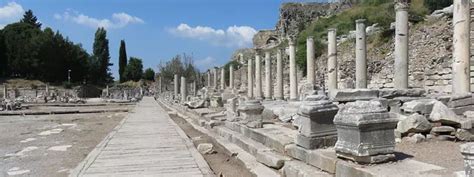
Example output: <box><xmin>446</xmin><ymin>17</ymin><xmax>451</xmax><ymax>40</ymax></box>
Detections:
<box><xmin>395</xmin><ymin>139</ymin><xmax>464</xmax><ymax>173</ymax></box>
<box><xmin>0</xmin><ymin>110</ymin><xmax>127</xmax><ymax>177</ymax></box>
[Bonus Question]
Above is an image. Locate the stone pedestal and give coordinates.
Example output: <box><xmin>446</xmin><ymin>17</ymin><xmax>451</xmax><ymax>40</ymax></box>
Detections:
<box><xmin>306</xmin><ymin>36</ymin><xmax>315</xmax><ymax>86</ymax></box>
<box><xmin>355</xmin><ymin>19</ymin><xmax>367</xmax><ymax>89</ymax></box>
<box><xmin>276</xmin><ymin>48</ymin><xmax>284</xmax><ymax>100</ymax></box>
<box><xmin>289</xmin><ymin>38</ymin><xmax>298</xmax><ymax>101</ymax></box>
<box><xmin>296</xmin><ymin>95</ymin><xmax>339</xmax><ymax>149</ymax></box>
<box><xmin>327</xmin><ymin>29</ymin><xmax>337</xmax><ymax>95</ymax></box>
<box><xmin>248</xmin><ymin>58</ymin><xmax>254</xmax><ymax>99</ymax></box>
<box><xmin>334</xmin><ymin>100</ymin><xmax>398</xmax><ymax>164</ymax></box>
<box><xmin>174</xmin><ymin>74</ymin><xmax>179</xmax><ymax>99</ymax></box>
<box><xmin>394</xmin><ymin>0</ymin><xmax>409</xmax><ymax>89</ymax></box>
<box><xmin>237</xmin><ymin>100</ymin><xmax>265</xmax><ymax>128</ymax></box>
<box><xmin>452</xmin><ymin>0</ymin><xmax>471</xmax><ymax>94</ymax></box>
<box><xmin>255</xmin><ymin>52</ymin><xmax>263</xmax><ymax>100</ymax></box>
<box><xmin>229</xmin><ymin>64</ymin><xmax>234</xmax><ymax>89</ymax></box>
<box><xmin>264</xmin><ymin>51</ymin><xmax>272</xmax><ymax>100</ymax></box>
<box><xmin>181</xmin><ymin>77</ymin><xmax>187</xmax><ymax>102</ymax></box>
<box><xmin>460</xmin><ymin>143</ymin><xmax>474</xmax><ymax>177</ymax></box>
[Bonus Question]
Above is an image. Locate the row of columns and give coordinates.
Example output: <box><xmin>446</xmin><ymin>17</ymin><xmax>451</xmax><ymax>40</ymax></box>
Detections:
<box><xmin>196</xmin><ymin>0</ymin><xmax>470</xmax><ymax>100</ymax></box>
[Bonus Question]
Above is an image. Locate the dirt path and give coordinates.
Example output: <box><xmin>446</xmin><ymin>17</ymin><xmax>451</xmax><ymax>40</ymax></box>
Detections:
<box><xmin>165</xmin><ymin>108</ymin><xmax>253</xmax><ymax>177</ymax></box>
<box><xmin>0</xmin><ymin>112</ymin><xmax>127</xmax><ymax>177</ymax></box>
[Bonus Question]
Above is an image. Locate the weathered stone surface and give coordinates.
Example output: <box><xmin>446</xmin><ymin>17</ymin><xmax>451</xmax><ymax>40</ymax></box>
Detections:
<box><xmin>401</xmin><ymin>99</ymin><xmax>437</xmax><ymax>114</ymax></box>
<box><xmin>296</xmin><ymin>95</ymin><xmax>339</xmax><ymax>149</ymax></box>
<box><xmin>429</xmin><ymin>101</ymin><xmax>464</xmax><ymax>125</ymax></box>
<box><xmin>197</xmin><ymin>143</ymin><xmax>214</xmax><ymax>154</ymax></box>
<box><xmin>185</xmin><ymin>99</ymin><xmax>206</xmax><ymax>109</ymax></box>
<box><xmin>209</xmin><ymin>96</ymin><xmax>223</xmax><ymax>108</ymax></box>
<box><xmin>431</xmin><ymin>126</ymin><xmax>456</xmax><ymax>134</ymax></box>
<box><xmin>405</xmin><ymin>133</ymin><xmax>426</xmax><ymax>143</ymax></box>
<box><xmin>281</xmin><ymin>160</ymin><xmax>332</xmax><ymax>177</ymax></box>
<box><xmin>456</xmin><ymin>129</ymin><xmax>474</xmax><ymax>141</ymax></box>
<box><xmin>396</xmin><ymin>113</ymin><xmax>432</xmax><ymax>134</ymax></box>
<box><xmin>460</xmin><ymin>142</ymin><xmax>474</xmax><ymax>176</ymax></box>
<box><xmin>225</xmin><ymin>97</ymin><xmax>238</xmax><ymax>120</ymax></box>
<box><xmin>331</xmin><ymin>89</ymin><xmax>379</xmax><ymax>102</ymax></box>
<box><xmin>379</xmin><ymin>89</ymin><xmax>426</xmax><ymax>99</ymax></box>
<box><xmin>334</xmin><ymin>100</ymin><xmax>397</xmax><ymax>164</ymax></box>
<box><xmin>448</xmin><ymin>94</ymin><xmax>474</xmax><ymax>108</ymax></box>
<box><xmin>237</xmin><ymin>100</ymin><xmax>265</xmax><ymax>128</ymax></box>
<box><xmin>255</xmin><ymin>150</ymin><xmax>289</xmax><ymax>169</ymax></box>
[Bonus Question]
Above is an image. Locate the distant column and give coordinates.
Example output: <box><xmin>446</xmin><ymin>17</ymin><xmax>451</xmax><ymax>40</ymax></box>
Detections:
<box><xmin>355</xmin><ymin>19</ymin><xmax>367</xmax><ymax>89</ymax></box>
<box><xmin>45</xmin><ymin>84</ymin><xmax>50</xmax><ymax>97</ymax></box>
<box><xmin>255</xmin><ymin>51</ymin><xmax>263</xmax><ymax>100</ymax></box>
<box><xmin>452</xmin><ymin>0</ymin><xmax>471</xmax><ymax>94</ymax></box>
<box><xmin>220</xmin><ymin>67</ymin><xmax>225</xmax><ymax>89</ymax></box>
<box><xmin>276</xmin><ymin>48</ymin><xmax>284</xmax><ymax>100</ymax></box>
<box><xmin>289</xmin><ymin>37</ymin><xmax>298</xmax><ymax>101</ymax></box>
<box><xmin>248</xmin><ymin>58</ymin><xmax>254</xmax><ymax>99</ymax></box>
<box><xmin>105</xmin><ymin>85</ymin><xmax>109</xmax><ymax>97</ymax></box>
<box><xmin>193</xmin><ymin>80</ymin><xmax>197</xmax><ymax>96</ymax></box>
<box><xmin>207</xmin><ymin>71</ymin><xmax>211</xmax><ymax>88</ymax></box>
<box><xmin>3</xmin><ymin>84</ymin><xmax>7</xmax><ymax>99</ymax></box>
<box><xmin>213</xmin><ymin>67</ymin><xmax>218</xmax><ymax>90</ymax></box>
<box><xmin>180</xmin><ymin>77</ymin><xmax>187</xmax><ymax>102</ymax></box>
<box><xmin>264</xmin><ymin>50</ymin><xmax>273</xmax><ymax>100</ymax></box>
<box><xmin>229</xmin><ymin>64</ymin><xmax>234</xmax><ymax>89</ymax></box>
<box><xmin>394</xmin><ymin>0</ymin><xmax>409</xmax><ymax>89</ymax></box>
<box><xmin>307</xmin><ymin>36</ymin><xmax>315</xmax><ymax>86</ymax></box>
<box><xmin>174</xmin><ymin>74</ymin><xmax>179</xmax><ymax>98</ymax></box>
<box><xmin>328</xmin><ymin>28</ymin><xmax>338</xmax><ymax>95</ymax></box>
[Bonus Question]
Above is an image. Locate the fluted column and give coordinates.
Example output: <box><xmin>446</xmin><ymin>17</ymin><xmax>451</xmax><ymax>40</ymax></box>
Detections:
<box><xmin>394</xmin><ymin>0</ymin><xmax>409</xmax><ymax>89</ymax></box>
<box><xmin>307</xmin><ymin>36</ymin><xmax>315</xmax><ymax>86</ymax></box>
<box><xmin>452</xmin><ymin>0</ymin><xmax>471</xmax><ymax>94</ymax></box>
<box><xmin>276</xmin><ymin>48</ymin><xmax>284</xmax><ymax>100</ymax></box>
<box><xmin>289</xmin><ymin>37</ymin><xmax>298</xmax><ymax>101</ymax></box>
<box><xmin>180</xmin><ymin>77</ymin><xmax>187</xmax><ymax>102</ymax></box>
<box><xmin>328</xmin><ymin>28</ymin><xmax>338</xmax><ymax>95</ymax></box>
<box><xmin>356</xmin><ymin>19</ymin><xmax>367</xmax><ymax>89</ymax></box>
<box><xmin>174</xmin><ymin>74</ymin><xmax>179</xmax><ymax>98</ymax></box>
<box><xmin>247</xmin><ymin>58</ymin><xmax>254</xmax><ymax>99</ymax></box>
<box><xmin>255</xmin><ymin>51</ymin><xmax>263</xmax><ymax>100</ymax></box>
<box><xmin>264</xmin><ymin>50</ymin><xmax>272</xmax><ymax>100</ymax></box>
<box><xmin>229</xmin><ymin>64</ymin><xmax>234</xmax><ymax>89</ymax></box>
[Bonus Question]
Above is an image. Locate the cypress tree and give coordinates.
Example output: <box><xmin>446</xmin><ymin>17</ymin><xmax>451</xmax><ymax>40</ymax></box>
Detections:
<box><xmin>118</xmin><ymin>40</ymin><xmax>127</xmax><ymax>82</ymax></box>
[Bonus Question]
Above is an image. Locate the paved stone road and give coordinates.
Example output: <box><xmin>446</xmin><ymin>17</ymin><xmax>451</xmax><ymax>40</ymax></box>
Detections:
<box><xmin>71</xmin><ymin>97</ymin><xmax>213</xmax><ymax>177</ymax></box>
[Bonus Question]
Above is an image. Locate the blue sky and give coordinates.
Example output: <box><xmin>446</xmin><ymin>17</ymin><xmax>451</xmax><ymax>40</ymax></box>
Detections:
<box><xmin>0</xmin><ymin>0</ymin><xmax>325</xmax><ymax>79</ymax></box>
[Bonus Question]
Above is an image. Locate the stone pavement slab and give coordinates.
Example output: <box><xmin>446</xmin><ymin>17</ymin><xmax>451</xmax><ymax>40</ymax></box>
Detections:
<box><xmin>70</xmin><ymin>97</ymin><xmax>213</xmax><ymax>177</ymax></box>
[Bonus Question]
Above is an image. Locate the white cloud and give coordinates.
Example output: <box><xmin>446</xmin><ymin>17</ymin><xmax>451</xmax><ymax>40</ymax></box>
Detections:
<box><xmin>54</xmin><ymin>10</ymin><xmax>144</xmax><ymax>29</ymax></box>
<box><xmin>0</xmin><ymin>2</ymin><xmax>25</xmax><ymax>29</ymax></box>
<box><xmin>169</xmin><ymin>23</ymin><xmax>257</xmax><ymax>48</ymax></box>
<box><xmin>195</xmin><ymin>56</ymin><xmax>218</xmax><ymax>71</ymax></box>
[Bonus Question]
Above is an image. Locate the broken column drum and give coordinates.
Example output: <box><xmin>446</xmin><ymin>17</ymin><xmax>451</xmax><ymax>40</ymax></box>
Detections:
<box><xmin>334</xmin><ymin>100</ymin><xmax>398</xmax><ymax>164</ymax></box>
<box><xmin>296</xmin><ymin>95</ymin><xmax>339</xmax><ymax>149</ymax></box>
<box><xmin>264</xmin><ymin>51</ymin><xmax>272</xmax><ymax>100</ymax></box>
<box><xmin>237</xmin><ymin>100</ymin><xmax>265</xmax><ymax>128</ymax></box>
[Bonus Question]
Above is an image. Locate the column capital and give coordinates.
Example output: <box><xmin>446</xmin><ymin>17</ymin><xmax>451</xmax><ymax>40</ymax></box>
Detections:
<box><xmin>328</xmin><ymin>28</ymin><xmax>337</xmax><ymax>33</ymax></box>
<box><xmin>355</xmin><ymin>19</ymin><xmax>366</xmax><ymax>24</ymax></box>
<box><xmin>307</xmin><ymin>36</ymin><xmax>314</xmax><ymax>41</ymax></box>
<box><xmin>394</xmin><ymin>0</ymin><xmax>409</xmax><ymax>11</ymax></box>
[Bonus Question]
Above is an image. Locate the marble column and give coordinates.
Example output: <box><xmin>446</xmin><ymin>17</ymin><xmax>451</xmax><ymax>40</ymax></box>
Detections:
<box><xmin>180</xmin><ymin>76</ymin><xmax>187</xmax><ymax>102</ymax></box>
<box><xmin>328</xmin><ymin>28</ymin><xmax>338</xmax><ymax>95</ymax></box>
<box><xmin>255</xmin><ymin>51</ymin><xmax>263</xmax><ymax>100</ymax></box>
<box><xmin>307</xmin><ymin>36</ymin><xmax>315</xmax><ymax>86</ymax></box>
<box><xmin>276</xmin><ymin>48</ymin><xmax>284</xmax><ymax>100</ymax></box>
<box><xmin>3</xmin><ymin>85</ymin><xmax>7</xmax><ymax>99</ymax></box>
<box><xmin>356</xmin><ymin>19</ymin><xmax>367</xmax><ymax>89</ymax></box>
<box><xmin>105</xmin><ymin>85</ymin><xmax>109</xmax><ymax>97</ymax></box>
<box><xmin>229</xmin><ymin>64</ymin><xmax>234</xmax><ymax>89</ymax></box>
<box><xmin>248</xmin><ymin>58</ymin><xmax>254</xmax><ymax>99</ymax></box>
<box><xmin>289</xmin><ymin>37</ymin><xmax>298</xmax><ymax>101</ymax></box>
<box><xmin>207</xmin><ymin>71</ymin><xmax>211</xmax><ymax>88</ymax></box>
<box><xmin>174</xmin><ymin>74</ymin><xmax>179</xmax><ymax>98</ymax></box>
<box><xmin>193</xmin><ymin>80</ymin><xmax>197</xmax><ymax>96</ymax></box>
<box><xmin>394</xmin><ymin>1</ymin><xmax>409</xmax><ymax>89</ymax></box>
<box><xmin>452</xmin><ymin>0</ymin><xmax>471</xmax><ymax>94</ymax></box>
<box><xmin>213</xmin><ymin>67</ymin><xmax>218</xmax><ymax>90</ymax></box>
<box><xmin>221</xmin><ymin>67</ymin><xmax>225</xmax><ymax>89</ymax></box>
<box><xmin>264</xmin><ymin>51</ymin><xmax>272</xmax><ymax>100</ymax></box>
<box><xmin>45</xmin><ymin>84</ymin><xmax>50</xmax><ymax>97</ymax></box>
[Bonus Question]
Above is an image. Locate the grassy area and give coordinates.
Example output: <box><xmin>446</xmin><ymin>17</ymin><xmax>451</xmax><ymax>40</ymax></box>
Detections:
<box><xmin>295</xmin><ymin>0</ymin><xmax>431</xmax><ymax>75</ymax></box>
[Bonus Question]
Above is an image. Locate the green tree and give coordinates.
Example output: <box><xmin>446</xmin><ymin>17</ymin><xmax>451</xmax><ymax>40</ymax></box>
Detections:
<box><xmin>92</xmin><ymin>27</ymin><xmax>113</xmax><ymax>84</ymax></box>
<box><xmin>0</xmin><ymin>29</ymin><xmax>7</xmax><ymax>77</ymax></box>
<box><xmin>124</xmin><ymin>57</ymin><xmax>143</xmax><ymax>81</ymax></box>
<box><xmin>143</xmin><ymin>68</ymin><xmax>155</xmax><ymax>81</ymax></box>
<box><xmin>424</xmin><ymin>0</ymin><xmax>452</xmax><ymax>12</ymax></box>
<box><xmin>118</xmin><ymin>40</ymin><xmax>127</xmax><ymax>82</ymax></box>
<box><xmin>20</xmin><ymin>10</ymin><xmax>41</xmax><ymax>29</ymax></box>
<box><xmin>157</xmin><ymin>54</ymin><xmax>199</xmax><ymax>84</ymax></box>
